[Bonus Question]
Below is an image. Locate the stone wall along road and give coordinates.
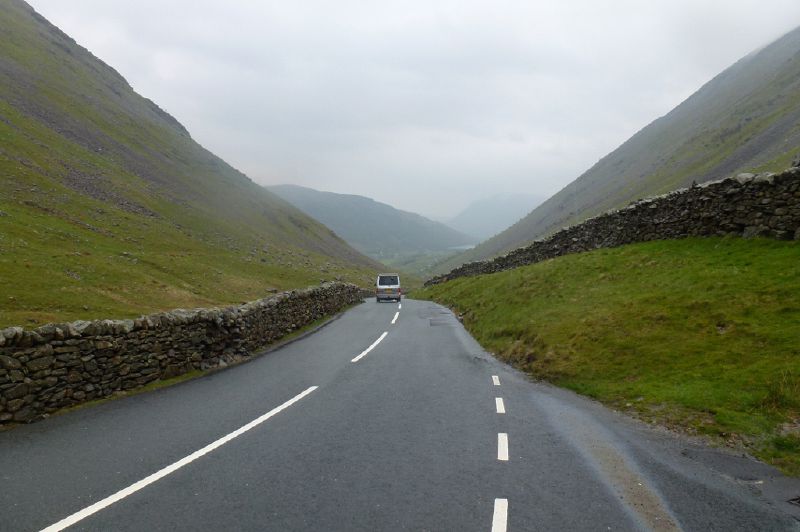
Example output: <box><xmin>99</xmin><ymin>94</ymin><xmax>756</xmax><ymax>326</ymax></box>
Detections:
<box><xmin>426</xmin><ymin>168</ymin><xmax>800</xmax><ymax>286</ymax></box>
<box><xmin>0</xmin><ymin>282</ymin><xmax>364</xmax><ymax>424</ymax></box>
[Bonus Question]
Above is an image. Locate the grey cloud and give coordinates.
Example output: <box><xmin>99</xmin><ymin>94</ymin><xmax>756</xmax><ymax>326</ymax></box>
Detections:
<box><xmin>27</xmin><ymin>0</ymin><xmax>800</xmax><ymax>218</ymax></box>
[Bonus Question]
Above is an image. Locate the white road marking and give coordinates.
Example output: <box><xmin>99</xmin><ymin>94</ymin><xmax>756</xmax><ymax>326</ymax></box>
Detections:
<box><xmin>351</xmin><ymin>332</ymin><xmax>388</xmax><ymax>363</ymax></box>
<box><xmin>495</xmin><ymin>397</ymin><xmax>505</xmax><ymax>414</ymax></box>
<box><xmin>391</xmin><ymin>312</ymin><xmax>399</xmax><ymax>325</ymax></box>
<box><xmin>492</xmin><ymin>375</ymin><xmax>500</xmax><ymax>386</ymax></box>
<box><xmin>498</xmin><ymin>433</ymin><xmax>509</xmax><ymax>461</ymax></box>
<box><xmin>40</xmin><ymin>386</ymin><xmax>318</xmax><ymax>532</ymax></box>
<box><xmin>398</xmin><ymin>303</ymin><xmax>402</xmax><ymax>309</ymax></box>
<box><xmin>491</xmin><ymin>498</ymin><xmax>508</xmax><ymax>532</ymax></box>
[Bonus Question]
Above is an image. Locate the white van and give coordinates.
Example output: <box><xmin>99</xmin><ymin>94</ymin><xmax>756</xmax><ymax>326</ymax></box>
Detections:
<box><xmin>376</xmin><ymin>273</ymin><xmax>401</xmax><ymax>302</ymax></box>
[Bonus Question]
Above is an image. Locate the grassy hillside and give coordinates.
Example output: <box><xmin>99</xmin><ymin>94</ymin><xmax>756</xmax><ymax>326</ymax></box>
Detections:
<box><xmin>439</xmin><ymin>26</ymin><xmax>800</xmax><ymax>272</ymax></box>
<box><xmin>269</xmin><ymin>184</ymin><xmax>475</xmax><ymax>275</ymax></box>
<box><xmin>419</xmin><ymin>238</ymin><xmax>800</xmax><ymax>475</ymax></box>
<box><xmin>0</xmin><ymin>0</ymin><xmax>381</xmax><ymax>328</ymax></box>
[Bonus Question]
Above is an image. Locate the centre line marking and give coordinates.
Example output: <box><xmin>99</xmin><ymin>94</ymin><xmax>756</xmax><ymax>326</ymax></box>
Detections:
<box><xmin>492</xmin><ymin>375</ymin><xmax>500</xmax><ymax>386</ymax></box>
<box><xmin>391</xmin><ymin>311</ymin><xmax>399</xmax><ymax>324</ymax></box>
<box><xmin>351</xmin><ymin>332</ymin><xmax>388</xmax><ymax>363</ymax></box>
<box><xmin>498</xmin><ymin>433</ymin><xmax>509</xmax><ymax>461</ymax></box>
<box><xmin>491</xmin><ymin>498</ymin><xmax>508</xmax><ymax>532</ymax></box>
<box><xmin>495</xmin><ymin>397</ymin><xmax>505</xmax><ymax>414</ymax></box>
<box><xmin>40</xmin><ymin>386</ymin><xmax>318</xmax><ymax>532</ymax></box>
<box><xmin>398</xmin><ymin>303</ymin><xmax>402</xmax><ymax>309</ymax></box>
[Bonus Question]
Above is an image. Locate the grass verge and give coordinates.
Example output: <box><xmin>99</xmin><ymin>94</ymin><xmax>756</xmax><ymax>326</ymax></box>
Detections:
<box><xmin>418</xmin><ymin>237</ymin><xmax>800</xmax><ymax>475</ymax></box>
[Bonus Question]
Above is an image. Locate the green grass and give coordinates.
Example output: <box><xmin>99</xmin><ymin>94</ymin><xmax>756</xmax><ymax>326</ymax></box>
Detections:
<box><xmin>418</xmin><ymin>237</ymin><xmax>800</xmax><ymax>475</ymax></box>
<box><xmin>0</xmin><ymin>2</ymin><xmax>380</xmax><ymax>328</ymax></box>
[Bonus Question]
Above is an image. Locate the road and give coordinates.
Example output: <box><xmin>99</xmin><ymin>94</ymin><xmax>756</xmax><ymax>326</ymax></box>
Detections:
<box><xmin>1</xmin><ymin>298</ymin><xmax>798</xmax><ymax>531</ymax></box>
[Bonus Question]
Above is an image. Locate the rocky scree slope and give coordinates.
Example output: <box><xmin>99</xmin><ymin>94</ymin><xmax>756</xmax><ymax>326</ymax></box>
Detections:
<box><xmin>440</xmin><ymin>25</ymin><xmax>800</xmax><ymax>271</ymax></box>
<box><xmin>0</xmin><ymin>0</ymin><xmax>381</xmax><ymax>327</ymax></box>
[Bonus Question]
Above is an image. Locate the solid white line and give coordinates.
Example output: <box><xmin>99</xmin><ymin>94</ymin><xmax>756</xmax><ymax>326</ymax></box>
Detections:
<box><xmin>498</xmin><ymin>433</ymin><xmax>509</xmax><ymax>461</ymax></box>
<box><xmin>495</xmin><ymin>397</ymin><xmax>505</xmax><ymax>414</ymax></box>
<box><xmin>391</xmin><ymin>312</ymin><xmax>399</xmax><ymax>324</ymax></box>
<box><xmin>351</xmin><ymin>332</ymin><xmax>388</xmax><ymax>363</ymax></box>
<box><xmin>40</xmin><ymin>386</ymin><xmax>318</xmax><ymax>532</ymax></box>
<box><xmin>491</xmin><ymin>498</ymin><xmax>508</xmax><ymax>532</ymax></box>
<box><xmin>492</xmin><ymin>375</ymin><xmax>500</xmax><ymax>386</ymax></box>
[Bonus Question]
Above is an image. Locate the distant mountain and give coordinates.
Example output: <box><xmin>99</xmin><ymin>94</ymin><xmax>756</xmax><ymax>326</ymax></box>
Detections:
<box><xmin>447</xmin><ymin>194</ymin><xmax>545</xmax><ymax>241</ymax></box>
<box><xmin>269</xmin><ymin>185</ymin><xmax>476</xmax><ymax>259</ymax></box>
<box><xmin>0</xmin><ymin>0</ymin><xmax>380</xmax><ymax>327</ymax></box>
<box><xmin>439</xmin><ymin>25</ymin><xmax>800</xmax><ymax>271</ymax></box>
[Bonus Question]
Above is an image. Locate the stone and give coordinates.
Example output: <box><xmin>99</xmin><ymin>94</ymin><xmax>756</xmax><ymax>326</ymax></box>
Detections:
<box><xmin>0</xmin><ymin>327</ymin><xmax>23</xmax><ymax>345</ymax></box>
<box><xmin>69</xmin><ymin>321</ymin><xmax>91</xmax><ymax>337</ymax></box>
<box><xmin>12</xmin><ymin>407</ymin><xmax>34</xmax><ymax>422</ymax></box>
<box><xmin>53</xmin><ymin>346</ymin><xmax>79</xmax><ymax>354</ymax></box>
<box><xmin>5</xmin><ymin>399</ymin><xmax>24</xmax><ymax>412</ymax></box>
<box><xmin>4</xmin><ymin>383</ymin><xmax>29</xmax><ymax>400</ymax></box>
<box><xmin>0</xmin><ymin>355</ymin><xmax>22</xmax><ymax>370</ymax></box>
<box><xmin>26</xmin><ymin>356</ymin><xmax>54</xmax><ymax>373</ymax></box>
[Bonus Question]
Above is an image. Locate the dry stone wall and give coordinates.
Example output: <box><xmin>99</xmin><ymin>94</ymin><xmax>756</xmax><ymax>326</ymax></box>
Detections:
<box><xmin>0</xmin><ymin>282</ymin><xmax>363</xmax><ymax>424</ymax></box>
<box><xmin>426</xmin><ymin>168</ymin><xmax>800</xmax><ymax>286</ymax></box>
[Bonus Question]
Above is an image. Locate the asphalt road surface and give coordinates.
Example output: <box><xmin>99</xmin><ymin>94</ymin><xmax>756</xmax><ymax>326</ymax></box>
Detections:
<box><xmin>1</xmin><ymin>298</ymin><xmax>799</xmax><ymax>531</ymax></box>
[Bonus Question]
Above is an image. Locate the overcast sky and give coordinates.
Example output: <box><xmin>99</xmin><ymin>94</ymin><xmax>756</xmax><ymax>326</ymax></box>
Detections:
<box><xmin>27</xmin><ymin>1</ymin><xmax>800</xmax><ymax>219</ymax></box>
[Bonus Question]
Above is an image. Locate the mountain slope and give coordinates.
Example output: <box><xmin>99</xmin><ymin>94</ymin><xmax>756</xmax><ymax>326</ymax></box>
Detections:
<box><xmin>269</xmin><ymin>184</ymin><xmax>476</xmax><ymax>259</ymax></box>
<box><xmin>447</xmin><ymin>194</ymin><xmax>544</xmax><ymax>241</ymax></box>
<box><xmin>441</xmin><ymin>26</ymin><xmax>800</xmax><ymax>270</ymax></box>
<box><xmin>0</xmin><ymin>0</ymin><xmax>380</xmax><ymax>327</ymax></box>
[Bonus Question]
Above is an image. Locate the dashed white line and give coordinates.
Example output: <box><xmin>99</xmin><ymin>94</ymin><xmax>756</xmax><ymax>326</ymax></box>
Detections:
<box><xmin>491</xmin><ymin>498</ymin><xmax>508</xmax><ymax>532</ymax></box>
<box><xmin>492</xmin><ymin>375</ymin><xmax>500</xmax><ymax>386</ymax></box>
<box><xmin>40</xmin><ymin>386</ymin><xmax>318</xmax><ymax>532</ymax></box>
<box><xmin>398</xmin><ymin>303</ymin><xmax>402</xmax><ymax>309</ymax></box>
<box><xmin>351</xmin><ymin>332</ymin><xmax>388</xmax><ymax>363</ymax></box>
<box><xmin>495</xmin><ymin>398</ymin><xmax>505</xmax><ymax>414</ymax></box>
<box><xmin>391</xmin><ymin>312</ymin><xmax>399</xmax><ymax>325</ymax></box>
<box><xmin>497</xmin><ymin>433</ymin><xmax>509</xmax><ymax>461</ymax></box>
